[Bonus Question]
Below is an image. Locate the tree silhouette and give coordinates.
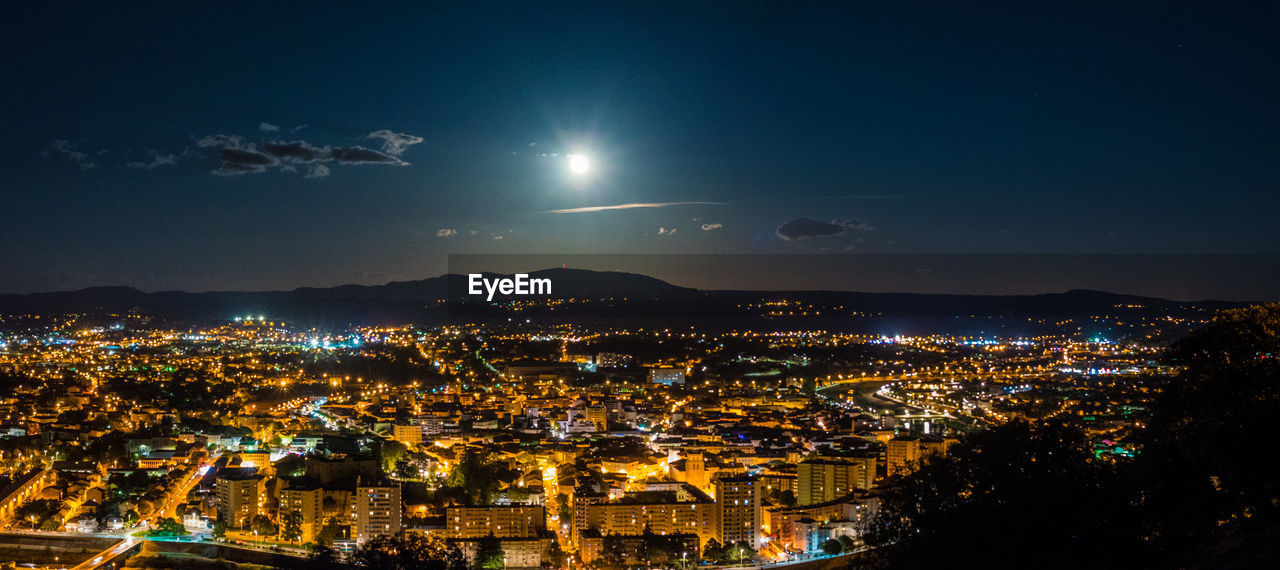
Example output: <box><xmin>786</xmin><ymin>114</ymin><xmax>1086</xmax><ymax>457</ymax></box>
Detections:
<box><xmin>1137</xmin><ymin>302</ymin><xmax>1280</xmax><ymax>564</ymax></box>
<box><xmin>836</xmin><ymin>535</ymin><xmax>855</xmax><ymax>553</ymax></box>
<box><xmin>864</xmin><ymin>303</ymin><xmax>1280</xmax><ymax>568</ymax></box>
<box><xmin>700</xmin><ymin>538</ymin><xmax>724</xmax><ymax>564</ymax></box>
<box><xmin>724</xmin><ymin>541</ymin><xmax>755</xmax><ymax>565</ymax></box>
<box><xmin>281</xmin><ymin>510</ymin><xmax>304</xmax><ymax>543</ymax></box>
<box><xmin>864</xmin><ymin>420</ymin><xmax>1141</xmax><ymax>567</ymax></box>
<box><xmin>474</xmin><ymin>534</ymin><xmax>505</xmax><ymax>570</ymax></box>
<box><xmin>600</xmin><ymin>535</ymin><xmax>627</xmax><ymax>570</ymax></box>
<box><xmin>821</xmin><ymin>539</ymin><xmax>841</xmax><ymax>556</ymax></box>
<box><xmin>251</xmin><ymin>514</ymin><xmax>277</xmax><ymax>536</ymax></box>
<box><xmin>345</xmin><ymin>534</ymin><xmax>467</xmax><ymax>570</ymax></box>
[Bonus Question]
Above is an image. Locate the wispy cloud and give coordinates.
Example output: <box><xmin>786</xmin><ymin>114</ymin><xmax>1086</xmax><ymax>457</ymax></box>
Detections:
<box><xmin>44</xmin><ymin>127</ymin><xmax>421</xmax><ymax>177</ymax></box>
<box><xmin>701</xmin><ymin>223</ymin><xmax>722</xmax><ymax>231</ymax></box>
<box><xmin>126</xmin><ymin>152</ymin><xmax>179</xmax><ymax>169</ymax></box>
<box><xmin>367</xmin><ymin>130</ymin><xmax>423</xmax><ymax>157</ymax></box>
<box><xmin>48</xmin><ymin>140</ymin><xmax>97</xmax><ymax>170</ymax></box>
<box><xmin>436</xmin><ymin>228</ymin><xmax>457</xmax><ymax>238</ymax></box>
<box><xmin>547</xmin><ymin>201</ymin><xmax>724</xmax><ymax>214</ymax></box>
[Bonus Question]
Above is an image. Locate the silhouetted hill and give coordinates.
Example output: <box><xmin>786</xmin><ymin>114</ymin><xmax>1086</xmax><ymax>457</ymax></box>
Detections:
<box><xmin>0</xmin><ymin>269</ymin><xmax>1247</xmax><ymax>330</ymax></box>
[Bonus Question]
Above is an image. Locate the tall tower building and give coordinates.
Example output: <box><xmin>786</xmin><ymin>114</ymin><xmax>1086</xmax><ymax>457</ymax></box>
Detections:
<box><xmin>279</xmin><ymin>482</ymin><xmax>324</xmax><ymax>542</ymax></box>
<box><xmin>215</xmin><ymin>467</ymin><xmax>263</xmax><ymax>529</ymax></box>
<box><xmin>797</xmin><ymin>455</ymin><xmax>876</xmax><ymax>505</ymax></box>
<box><xmin>715</xmin><ymin>475</ymin><xmax>763</xmax><ymax>550</ymax></box>
<box><xmin>887</xmin><ymin>437</ymin><xmax>922</xmax><ymax>478</ymax></box>
<box><xmin>355</xmin><ymin>481</ymin><xmax>402</xmax><ymax>545</ymax></box>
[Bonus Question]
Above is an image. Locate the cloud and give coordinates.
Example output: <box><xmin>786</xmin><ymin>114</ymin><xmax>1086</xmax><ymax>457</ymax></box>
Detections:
<box><xmin>126</xmin><ymin>153</ymin><xmax>178</xmax><ymax>169</ymax></box>
<box><xmin>367</xmin><ymin>130</ymin><xmax>423</xmax><ymax>157</ymax></box>
<box><xmin>49</xmin><ymin>140</ymin><xmax>96</xmax><ymax>169</ymax></box>
<box><xmin>330</xmin><ymin>146</ymin><xmax>404</xmax><ymax>164</ymax></box>
<box><xmin>547</xmin><ymin>201</ymin><xmax>724</xmax><ymax>214</ymax></box>
<box><xmin>436</xmin><ymin>228</ymin><xmax>458</xmax><ymax>238</ymax></box>
<box><xmin>701</xmin><ymin>223</ymin><xmax>723</xmax><ymax>231</ymax></box>
<box><xmin>45</xmin><ymin>128</ymin><xmax>421</xmax><ymax>177</ymax></box>
<box><xmin>776</xmin><ymin>217</ymin><xmax>874</xmax><ymax>241</ymax></box>
<box><xmin>657</xmin><ymin>227</ymin><xmax>677</xmax><ymax>235</ymax></box>
<box><xmin>261</xmin><ymin>141</ymin><xmax>327</xmax><ymax>162</ymax></box>
<box><xmin>493</xmin><ymin>234</ymin><xmax>504</xmax><ymax>240</ymax></box>
<box><xmin>304</xmin><ymin>163</ymin><xmax>330</xmax><ymax>178</ymax></box>
<box><xmin>213</xmin><ymin>147</ymin><xmax>278</xmax><ymax>175</ymax></box>
<box><xmin>196</xmin><ymin>133</ymin><xmax>413</xmax><ymax>176</ymax></box>
<box><xmin>196</xmin><ymin>134</ymin><xmax>245</xmax><ymax>149</ymax></box>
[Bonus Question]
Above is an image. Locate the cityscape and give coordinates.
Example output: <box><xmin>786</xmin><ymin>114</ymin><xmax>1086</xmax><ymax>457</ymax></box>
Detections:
<box><xmin>0</xmin><ymin>282</ymin><xmax>1273</xmax><ymax>568</ymax></box>
<box><xmin>4</xmin><ymin>2</ymin><xmax>1280</xmax><ymax>569</ymax></box>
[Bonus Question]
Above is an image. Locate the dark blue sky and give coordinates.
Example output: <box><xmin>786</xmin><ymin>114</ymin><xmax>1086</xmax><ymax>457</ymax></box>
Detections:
<box><xmin>2</xmin><ymin>2</ymin><xmax>1278</xmax><ymax>293</ymax></box>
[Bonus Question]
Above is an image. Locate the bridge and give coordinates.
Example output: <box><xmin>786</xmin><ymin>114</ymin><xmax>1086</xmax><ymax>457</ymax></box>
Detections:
<box><xmin>71</xmin><ymin>538</ymin><xmax>140</xmax><ymax>570</ymax></box>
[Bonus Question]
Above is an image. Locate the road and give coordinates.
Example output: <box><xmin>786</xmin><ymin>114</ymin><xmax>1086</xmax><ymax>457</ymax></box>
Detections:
<box><xmin>158</xmin><ymin>462</ymin><xmax>209</xmax><ymax>523</ymax></box>
<box><xmin>819</xmin><ymin>377</ymin><xmax>921</xmax><ymax>413</ymax></box>
<box><xmin>153</xmin><ymin>453</ymin><xmax>219</xmax><ymax>525</ymax></box>
<box><xmin>69</xmin><ymin>537</ymin><xmax>138</xmax><ymax>570</ymax></box>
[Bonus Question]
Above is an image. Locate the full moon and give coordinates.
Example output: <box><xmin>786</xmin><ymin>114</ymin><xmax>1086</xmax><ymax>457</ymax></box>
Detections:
<box><xmin>568</xmin><ymin>154</ymin><xmax>590</xmax><ymax>174</ymax></box>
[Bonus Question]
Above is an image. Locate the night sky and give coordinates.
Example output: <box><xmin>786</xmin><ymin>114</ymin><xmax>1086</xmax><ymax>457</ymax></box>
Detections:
<box><xmin>3</xmin><ymin>2</ymin><xmax>1278</xmax><ymax>294</ymax></box>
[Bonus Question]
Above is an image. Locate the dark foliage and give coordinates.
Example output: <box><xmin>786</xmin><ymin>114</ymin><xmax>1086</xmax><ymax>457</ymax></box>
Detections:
<box><xmin>867</xmin><ymin>303</ymin><xmax>1280</xmax><ymax>568</ymax></box>
<box><xmin>1138</xmin><ymin>303</ymin><xmax>1280</xmax><ymax>563</ymax></box>
<box><xmin>341</xmin><ymin>534</ymin><xmax>467</xmax><ymax>570</ymax></box>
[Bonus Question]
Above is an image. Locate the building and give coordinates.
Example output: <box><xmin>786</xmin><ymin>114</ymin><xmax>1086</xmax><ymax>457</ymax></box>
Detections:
<box><xmin>648</xmin><ymin>367</ymin><xmax>686</xmax><ymax>385</ymax></box>
<box><xmin>287</xmin><ymin>435</ymin><xmax>325</xmax><ymax>454</ymax></box>
<box><xmin>393</xmin><ymin>424</ymin><xmax>423</xmax><ymax>445</ymax></box>
<box><xmin>797</xmin><ymin>455</ymin><xmax>876</xmax><ymax>505</ymax></box>
<box><xmin>306</xmin><ymin>454</ymin><xmax>380</xmax><ymax>489</ymax></box>
<box><xmin>596</xmin><ymin>353</ymin><xmax>633</xmax><ymax>368</ymax></box>
<box><xmin>446</xmin><ymin>505</ymin><xmax>545</xmax><ymax>539</ymax></box>
<box><xmin>571</xmin><ymin>490</ymin><xmax>608</xmax><ymax>543</ymax></box>
<box><xmin>579</xmin><ymin>485</ymin><xmax>716</xmax><ymax>549</ymax></box>
<box><xmin>231</xmin><ymin>450</ymin><xmax>270</xmax><ymax>470</ymax></box>
<box><xmin>279</xmin><ymin>482</ymin><xmax>324</xmax><ymax>542</ymax></box>
<box><xmin>768</xmin><ymin>493</ymin><xmax>875</xmax><ymax>552</ymax></box>
<box><xmin>455</xmin><ymin>536</ymin><xmax>555</xmax><ymax>569</ymax></box>
<box><xmin>215</xmin><ymin>467</ymin><xmax>263</xmax><ymax>529</ymax></box>
<box><xmin>886</xmin><ymin>437</ymin><xmax>922</xmax><ymax>477</ymax></box>
<box><xmin>579</xmin><ymin>529</ymin><xmax>700</xmax><ymax>566</ymax></box>
<box><xmin>715</xmin><ymin>475</ymin><xmax>763</xmax><ymax>550</ymax></box>
<box><xmin>669</xmin><ymin>451</ymin><xmax>715</xmax><ymax>492</ymax></box>
<box><xmin>355</xmin><ymin>482</ymin><xmax>402</xmax><ymax>545</ymax></box>
<box><xmin>0</xmin><ymin>469</ymin><xmax>54</xmax><ymax>522</ymax></box>
<box><xmin>790</xmin><ymin>518</ymin><xmax>861</xmax><ymax>554</ymax></box>
<box><xmin>586</xmin><ymin>404</ymin><xmax>608</xmax><ymax>431</ymax></box>
<box><xmin>921</xmin><ymin>434</ymin><xmax>960</xmax><ymax>458</ymax></box>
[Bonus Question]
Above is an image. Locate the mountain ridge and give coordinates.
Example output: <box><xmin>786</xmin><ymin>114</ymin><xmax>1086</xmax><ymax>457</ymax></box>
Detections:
<box><xmin>0</xmin><ymin>268</ymin><xmax>1248</xmax><ymax>328</ymax></box>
